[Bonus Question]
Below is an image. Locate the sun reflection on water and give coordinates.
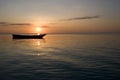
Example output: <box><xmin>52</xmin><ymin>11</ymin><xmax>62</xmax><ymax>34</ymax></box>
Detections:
<box><xmin>37</xmin><ymin>41</ymin><xmax>40</xmax><ymax>46</ymax></box>
<box><xmin>35</xmin><ymin>53</ymin><xmax>47</xmax><ymax>56</ymax></box>
<box><xmin>37</xmin><ymin>33</ymin><xmax>40</xmax><ymax>35</ymax></box>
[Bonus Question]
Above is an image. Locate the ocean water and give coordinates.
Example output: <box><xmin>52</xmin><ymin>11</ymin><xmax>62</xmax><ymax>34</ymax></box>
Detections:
<box><xmin>0</xmin><ymin>34</ymin><xmax>120</xmax><ymax>80</ymax></box>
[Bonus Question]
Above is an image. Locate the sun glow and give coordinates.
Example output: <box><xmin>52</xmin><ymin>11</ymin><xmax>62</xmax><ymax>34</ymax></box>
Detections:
<box><xmin>36</xmin><ymin>27</ymin><xmax>41</xmax><ymax>32</ymax></box>
<box><xmin>36</xmin><ymin>27</ymin><xmax>41</xmax><ymax>35</ymax></box>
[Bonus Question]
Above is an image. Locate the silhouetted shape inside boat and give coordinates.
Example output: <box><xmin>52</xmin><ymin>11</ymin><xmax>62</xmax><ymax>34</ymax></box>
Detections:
<box><xmin>12</xmin><ymin>34</ymin><xmax>46</xmax><ymax>39</ymax></box>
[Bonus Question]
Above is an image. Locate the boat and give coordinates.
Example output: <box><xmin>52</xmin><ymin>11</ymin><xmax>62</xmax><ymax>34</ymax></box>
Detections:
<box><xmin>12</xmin><ymin>34</ymin><xmax>46</xmax><ymax>39</ymax></box>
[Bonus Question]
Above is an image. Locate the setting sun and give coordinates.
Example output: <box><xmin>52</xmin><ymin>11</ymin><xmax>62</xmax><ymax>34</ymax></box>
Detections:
<box><xmin>36</xmin><ymin>27</ymin><xmax>41</xmax><ymax>32</ymax></box>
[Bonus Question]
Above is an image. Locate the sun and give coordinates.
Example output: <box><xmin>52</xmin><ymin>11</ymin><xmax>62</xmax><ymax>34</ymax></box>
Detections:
<box><xmin>36</xmin><ymin>27</ymin><xmax>42</xmax><ymax>35</ymax></box>
<box><xmin>36</xmin><ymin>27</ymin><xmax>41</xmax><ymax>32</ymax></box>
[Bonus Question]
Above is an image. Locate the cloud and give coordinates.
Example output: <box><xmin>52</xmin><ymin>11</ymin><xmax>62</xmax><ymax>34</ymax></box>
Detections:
<box><xmin>0</xmin><ymin>22</ymin><xmax>31</xmax><ymax>26</ymax></box>
<box><xmin>0</xmin><ymin>22</ymin><xmax>8</xmax><ymax>24</ymax></box>
<box><xmin>10</xmin><ymin>23</ymin><xmax>31</xmax><ymax>26</ymax></box>
<box><xmin>60</xmin><ymin>15</ymin><xmax>101</xmax><ymax>21</ymax></box>
<box><xmin>40</xmin><ymin>26</ymin><xmax>49</xmax><ymax>28</ymax></box>
<box><xmin>47</xmin><ymin>15</ymin><xmax>101</xmax><ymax>25</ymax></box>
<box><xmin>0</xmin><ymin>22</ymin><xmax>9</xmax><ymax>26</ymax></box>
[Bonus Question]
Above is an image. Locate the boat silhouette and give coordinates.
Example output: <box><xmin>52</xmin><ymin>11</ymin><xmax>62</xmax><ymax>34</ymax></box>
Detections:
<box><xmin>12</xmin><ymin>34</ymin><xmax>46</xmax><ymax>39</ymax></box>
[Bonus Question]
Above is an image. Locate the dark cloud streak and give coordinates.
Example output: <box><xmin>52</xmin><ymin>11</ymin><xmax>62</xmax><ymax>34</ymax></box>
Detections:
<box><xmin>0</xmin><ymin>22</ymin><xmax>31</xmax><ymax>26</ymax></box>
<box><xmin>0</xmin><ymin>22</ymin><xmax>8</xmax><ymax>25</ymax></box>
<box><xmin>10</xmin><ymin>23</ymin><xmax>31</xmax><ymax>26</ymax></box>
<box><xmin>60</xmin><ymin>15</ymin><xmax>101</xmax><ymax>21</ymax></box>
<box><xmin>48</xmin><ymin>15</ymin><xmax>101</xmax><ymax>25</ymax></box>
<box><xmin>0</xmin><ymin>22</ymin><xmax>9</xmax><ymax>26</ymax></box>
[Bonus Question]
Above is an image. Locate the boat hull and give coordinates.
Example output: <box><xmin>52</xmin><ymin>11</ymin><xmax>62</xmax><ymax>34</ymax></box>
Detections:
<box><xmin>12</xmin><ymin>34</ymin><xmax>46</xmax><ymax>39</ymax></box>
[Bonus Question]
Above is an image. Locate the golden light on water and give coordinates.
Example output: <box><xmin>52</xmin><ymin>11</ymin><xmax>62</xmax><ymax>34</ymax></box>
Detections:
<box><xmin>37</xmin><ymin>33</ymin><xmax>40</xmax><ymax>35</ymax></box>
<box><xmin>37</xmin><ymin>41</ymin><xmax>40</xmax><ymax>46</ymax></box>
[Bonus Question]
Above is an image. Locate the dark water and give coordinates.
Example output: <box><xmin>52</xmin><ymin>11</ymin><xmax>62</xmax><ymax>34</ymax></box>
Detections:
<box><xmin>0</xmin><ymin>34</ymin><xmax>120</xmax><ymax>80</ymax></box>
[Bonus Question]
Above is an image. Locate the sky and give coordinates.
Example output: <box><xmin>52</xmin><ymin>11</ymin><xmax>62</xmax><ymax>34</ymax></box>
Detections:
<box><xmin>0</xmin><ymin>0</ymin><xmax>120</xmax><ymax>34</ymax></box>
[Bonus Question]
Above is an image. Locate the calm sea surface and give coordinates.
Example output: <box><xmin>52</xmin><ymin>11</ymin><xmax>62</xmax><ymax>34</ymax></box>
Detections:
<box><xmin>0</xmin><ymin>34</ymin><xmax>120</xmax><ymax>80</ymax></box>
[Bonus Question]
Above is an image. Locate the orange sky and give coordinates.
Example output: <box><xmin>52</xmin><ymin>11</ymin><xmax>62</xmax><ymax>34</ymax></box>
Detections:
<box><xmin>0</xmin><ymin>0</ymin><xmax>120</xmax><ymax>34</ymax></box>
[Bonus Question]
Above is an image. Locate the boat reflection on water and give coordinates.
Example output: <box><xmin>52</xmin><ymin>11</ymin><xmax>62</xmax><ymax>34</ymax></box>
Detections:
<box><xmin>13</xmin><ymin>38</ymin><xmax>46</xmax><ymax>45</ymax></box>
